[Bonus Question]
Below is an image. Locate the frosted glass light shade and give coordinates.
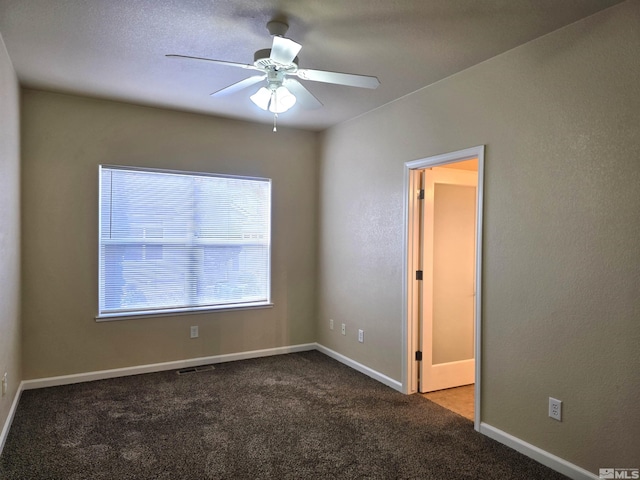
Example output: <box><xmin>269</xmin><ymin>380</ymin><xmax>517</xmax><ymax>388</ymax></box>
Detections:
<box><xmin>250</xmin><ymin>87</ymin><xmax>272</xmax><ymax>111</ymax></box>
<box><xmin>270</xmin><ymin>86</ymin><xmax>296</xmax><ymax>113</ymax></box>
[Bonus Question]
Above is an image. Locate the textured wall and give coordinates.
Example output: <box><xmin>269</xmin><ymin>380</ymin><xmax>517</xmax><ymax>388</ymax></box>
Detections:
<box><xmin>21</xmin><ymin>90</ymin><xmax>319</xmax><ymax>379</ymax></box>
<box><xmin>0</xmin><ymin>33</ymin><xmax>21</xmax><ymax>443</ymax></box>
<box><xmin>318</xmin><ymin>0</ymin><xmax>639</xmax><ymax>473</ymax></box>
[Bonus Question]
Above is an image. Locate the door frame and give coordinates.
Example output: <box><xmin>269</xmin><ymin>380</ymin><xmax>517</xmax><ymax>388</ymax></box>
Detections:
<box><xmin>401</xmin><ymin>145</ymin><xmax>485</xmax><ymax>432</ymax></box>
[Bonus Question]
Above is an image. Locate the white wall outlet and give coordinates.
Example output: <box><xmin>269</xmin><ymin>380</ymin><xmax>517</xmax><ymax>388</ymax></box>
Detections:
<box><xmin>1</xmin><ymin>372</ymin><xmax>7</xmax><ymax>396</ymax></box>
<box><xmin>358</xmin><ymin>329</ymin><xmax>364</xmax><ymax>343</ymax></box>
<box><xmin>549</xmin><ymin>397</ymin><xmax>562</xmax><ymax>421</ymax></box>
<box><xmin>329</xmin><ymin>319</ymin><xmax>334</xmax><ymax>330</ymax></box>
<box><xmin>341</xmin><ymin>323</ymin><xmax>346</xmax><ymax>335</ymax></box>
<box><xmin>190</xmin><ymin>326</ymin><xmax>199</xmax><ymax>339</ymax></box>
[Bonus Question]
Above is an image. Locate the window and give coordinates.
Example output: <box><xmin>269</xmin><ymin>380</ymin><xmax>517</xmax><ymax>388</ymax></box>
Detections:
<box><xmin>98</xmin><ymin>166</ymin><xmax>271</xmax><ymax>319</ymax></box>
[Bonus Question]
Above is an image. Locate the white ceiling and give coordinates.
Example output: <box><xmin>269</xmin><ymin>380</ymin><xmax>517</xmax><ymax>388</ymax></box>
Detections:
<box><xmin>0</xmin><ymin>0</ymin><xmax>624</xmax><ymax>131</ymax></box>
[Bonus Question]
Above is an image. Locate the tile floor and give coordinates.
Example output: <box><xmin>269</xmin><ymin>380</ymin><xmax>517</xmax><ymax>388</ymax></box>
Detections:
<box><xmin>423</xmin><ymin>384</ymin><xmax>474</xmax><ymax>421</ymax></box>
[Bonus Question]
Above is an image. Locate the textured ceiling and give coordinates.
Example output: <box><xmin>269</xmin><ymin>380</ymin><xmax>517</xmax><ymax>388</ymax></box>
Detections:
<box><xmin>0</xmin><ymin>0</ymin><xmax>624</xmax><ymax>131</ymax></box>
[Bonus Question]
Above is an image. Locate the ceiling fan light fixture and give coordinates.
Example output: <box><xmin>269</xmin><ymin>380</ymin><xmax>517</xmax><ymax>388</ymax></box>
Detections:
<box><xmin>250</xmin><ymin>85</ymin><xmax>296</xmax><ymax>113</ymax></box>
<box><xmin>250</xmin><ymin>87</ymin><xmax>272</xmax><ymax>110</ymax></box>
<box><xmin>270</xmin><ymin>86</ymin><xmax>296</xmax><ymax>113</ymax></box>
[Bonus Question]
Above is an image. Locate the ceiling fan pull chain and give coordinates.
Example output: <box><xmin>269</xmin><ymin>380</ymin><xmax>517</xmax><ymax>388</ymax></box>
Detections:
<box><xmin>273</xmin><ymin>113</ymin><xmax>278</xmax><ymax>132</ymax></box>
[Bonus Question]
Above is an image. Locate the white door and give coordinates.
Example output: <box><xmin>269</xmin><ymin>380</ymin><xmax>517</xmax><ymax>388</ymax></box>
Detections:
<box><xmin>419</xmin><ymin>167</ymin><xmax>477</xmax><ymax>393</ymax></box>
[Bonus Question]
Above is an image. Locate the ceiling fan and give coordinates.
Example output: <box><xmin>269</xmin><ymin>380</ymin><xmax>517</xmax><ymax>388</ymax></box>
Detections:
<box><xmin>167</xmin><ymin>20</ymin><xmax>380</xmax><ymax>130</ymax></box>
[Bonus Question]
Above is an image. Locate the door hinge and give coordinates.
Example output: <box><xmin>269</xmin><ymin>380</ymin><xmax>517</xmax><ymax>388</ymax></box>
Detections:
<box><xmin>418</xmin><ymin>189</ymin><xmax>425</xmax><ymax>200</ymax></box>
<box><xmin>415</xmin><ymin>351</ymin><xmax>423</xmax><ymax>361</ymax></box>
<box><xmin>415</xmin><ymin>270</ymin><xmax>423</xmax><ymax>281</ymax></box>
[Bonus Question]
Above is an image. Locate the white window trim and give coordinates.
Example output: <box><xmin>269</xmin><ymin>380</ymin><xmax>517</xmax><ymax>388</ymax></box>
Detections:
<box><xmin>97</xmin><ymin>165</ymin><xmax>272</xmax><ymax>321</ymax></box>
<box><xmin>95</xmin><ymin>302</ymin><xmax>274</xmax><ymax>322</ymax></box>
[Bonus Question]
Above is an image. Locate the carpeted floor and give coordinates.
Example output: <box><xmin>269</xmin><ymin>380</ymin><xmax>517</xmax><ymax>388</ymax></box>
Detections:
<box><xmin>0</xmin><ymin>351</ymin><xmax>567</xmax><ymax>479</ymax></box>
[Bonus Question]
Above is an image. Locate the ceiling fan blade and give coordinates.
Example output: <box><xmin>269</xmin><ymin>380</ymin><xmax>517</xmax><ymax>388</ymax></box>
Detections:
<box><xmin>270</xmin><ymin>36</ymin><xmax>302</xmax><ymax>65</ymax></box>
<box><xmin>295</xmin><ymin>68</ymin><xmax>380</xmax><ymax>89</ymax></box>
<box><xmin>210</xmin><ymin>75</ymin><xmax>266</xmax><ymax>97</ymax></box>
<box><xmin>166</xmin><ymin>54</ymin><xmax>258</xmax><ymax>71</ymax></box>
<box><xmin>284</xmin><ymin>79</ymin><xmax>323</xmax><ymax>110</ymax></box>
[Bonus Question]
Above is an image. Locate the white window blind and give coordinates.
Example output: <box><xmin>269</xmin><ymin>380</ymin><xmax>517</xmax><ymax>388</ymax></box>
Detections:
<box><xmin>98</xmin><ymin>166</ymin><xmax>271</xmax><ymax>318</ymax></box>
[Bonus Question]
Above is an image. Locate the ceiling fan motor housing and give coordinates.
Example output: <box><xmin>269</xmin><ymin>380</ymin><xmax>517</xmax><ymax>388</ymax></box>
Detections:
<box><xmin>254</xmin><ymin>49</ymin><xmax>299</xmax><ymax>69</ymax></box>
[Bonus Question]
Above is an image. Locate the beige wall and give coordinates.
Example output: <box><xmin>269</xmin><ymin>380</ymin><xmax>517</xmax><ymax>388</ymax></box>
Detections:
<box><xmin>7</xmin><ymin>0</ymin><xmax>640</xmax><ymax>473</ymax></box>
<box><xmin>318</xmin><ymin>0</ymin><xmax>639</xmax><ymax>473</ymax></box>
<box><xmin>21</xmin><ymin>90</ymin><xmax>319</xmax><ymax>378</ymax></box>
<box><xmin>0</xmin><ymin>33</ymin><xmax>21</xmax><ymax>439</ymax></box>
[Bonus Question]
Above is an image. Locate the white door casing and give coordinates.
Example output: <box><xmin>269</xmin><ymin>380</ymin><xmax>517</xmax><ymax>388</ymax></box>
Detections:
<box><xmin>402</xmin><ymin>145</ymin><xmax>484</xmax><ymax>432</ymax></box>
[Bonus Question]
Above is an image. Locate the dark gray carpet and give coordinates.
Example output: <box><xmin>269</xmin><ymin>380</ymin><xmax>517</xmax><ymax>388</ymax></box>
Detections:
<box><xmin>0</xmin><ymin>351</ymin><xmax>567</xmax><ymax>479</ymax></box>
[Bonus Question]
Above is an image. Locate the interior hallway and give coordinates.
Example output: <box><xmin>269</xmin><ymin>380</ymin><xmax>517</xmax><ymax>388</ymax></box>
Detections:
<box><xmin>423</xmin><ymin>384</ymin><xmax>474</xmax><ymax>421</ymax></box>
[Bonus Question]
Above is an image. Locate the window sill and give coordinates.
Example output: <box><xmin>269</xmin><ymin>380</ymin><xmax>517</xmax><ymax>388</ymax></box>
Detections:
<box><xmin>95</xmin><ymin>302</ymin><xmax>274</xmax><ymax>322</ymax></box>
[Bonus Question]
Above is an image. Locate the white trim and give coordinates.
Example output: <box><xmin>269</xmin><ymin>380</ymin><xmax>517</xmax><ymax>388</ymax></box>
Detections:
<box><xmin>315</xmin><ymin>344</ymin><xmax>403</xmax><ymax>392</ymax></box>
<box><xmin>8</xmin><ymin>343</ymin><xmax>400</xmax><ymax>454</ymax></box>
<box><xmin>402</xmin><ymin>165</ymin><xmax>421</xmax><ymax>394</ymax></box>
<box><xmin>402</xmin><ymin>145</ymin><xmax>485</xmax><ymax>432</ymax></box>
<box><xmin>480</xmin><ymin>423</ymin><xmax>598</xmax><ymax>480</ymax></box>
<box><xmin>1</xmin><ymin>346</ymin><xmax>595</xmax><ymax>480</ymax></box>
<box><xmin>95</xmin><ymin>302</ymin><xmax>274</xmax><ymax>322</ymax></box>
<box><xmin>17</xmin><ymin>342</ymin><xmax>402</xmax><ymax>395</ymax></box>
<box><xmin>101</xmin><ymin>164</ymin><xmax>271</xmax><ymax>183</ymax></box>
<box><xmin>98</xmin><ymin>165</ymin><xmax>273</xmax><ymax>320</ymax></box>
<box><xmin>0</xmin><ymin>380</ymin><xmax>24</xmax><ymax>456</ymax></box>
<box><xmin>21</xmin><ymin>344</ymin><xmax>316</xmax><ymax>390</ymax></box>
<box><xmin>18</xmin><ymin>343</ymin><xmax>401</xmax><ymax>393</ymax></box>
<box><xmin>405</xmin><ymin>146</ymin><xmax>484</xmax><ymax>170</ymax></box>
<box><xmin>474</xmin><ymin>150</ymin><xmax>485</xmax><ymax>433</ymax></box>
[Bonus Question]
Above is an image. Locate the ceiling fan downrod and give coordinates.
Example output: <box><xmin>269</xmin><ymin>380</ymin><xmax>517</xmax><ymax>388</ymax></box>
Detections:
<box><xmin>266</xmin><ymin>20</ymin><xmax>289</xmax><ymax>37</ymax></box>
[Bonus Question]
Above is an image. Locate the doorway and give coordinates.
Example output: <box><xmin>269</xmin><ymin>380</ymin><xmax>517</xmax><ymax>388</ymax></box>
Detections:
<box><xmin>402</xmin><ymin>146</ymin><xmax>484</xmax><ymax>431</ymax></box>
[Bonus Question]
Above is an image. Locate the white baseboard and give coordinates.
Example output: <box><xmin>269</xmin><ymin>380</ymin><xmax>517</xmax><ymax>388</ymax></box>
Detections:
<box><xmin>4</xmin><ymin>343</ymin><xmax>399</xmax><ymax>456</ymax></box>
<box><xmin>21</xmin><ymin>343</ymin><xmax>317</xmax><ymax>390</ymax></box>
<box><xmin>19</xmin><ymin>343</ymin><xmax>401</xmax><ymax>393</ymax></box>
<box><xmin>6</xmin><ymin>345</ymin><xmax>592</xmax><ymax>480</ymax></box>
<box><xmin>315</xmin><ymin>344</ymin><xmax>403</xmax><ymax>392</ymax></box>
<box><xmin>4</xmin><ymin>345</ymin><xmax>317</xmax><ymax>455</ymax></box>
<box><xmin>479</xmin><ymin>423</ymin><xmax>598</xmax><ymax>480</ymax></box>
<box><xmin>0</xmin><ymin>380</ymin><xmax>24</xmax><ymax>456</ymax></box>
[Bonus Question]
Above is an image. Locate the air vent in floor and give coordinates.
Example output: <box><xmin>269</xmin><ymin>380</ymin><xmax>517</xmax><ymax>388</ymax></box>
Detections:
<box><xmin>176</xmin><ymin>365</ymin><xmax>215</xmax><ymax>375</ymax></box>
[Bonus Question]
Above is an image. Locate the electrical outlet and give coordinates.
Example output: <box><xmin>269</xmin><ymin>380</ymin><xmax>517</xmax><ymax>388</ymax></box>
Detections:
<box><xmin>1</xmin><ymin>372</ymin><xmax>7</xmax><ymax>396</ymax></box>
<box><xmin>358</xmin><ymin>329</ymin><xmax>364</xmax><ymax>343</ymax></box>
<box><xmin>329</xmin><ymin>319</ymin><xmax>334</xmax><ymax>330</ymax></box>
<box><xmin>341</xmin><ymin>323</ymin><xmax>346</xmax><ymax>335</ymax></box>
<box><xmin>549</xmin><ymin>397</ymin><xmax>562</xmax><ymax>421</ymax></box>
<box><xmin>190</xmin><ymin>326</ymin><xmax>199</xmax><ymax>339</ymax></box>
